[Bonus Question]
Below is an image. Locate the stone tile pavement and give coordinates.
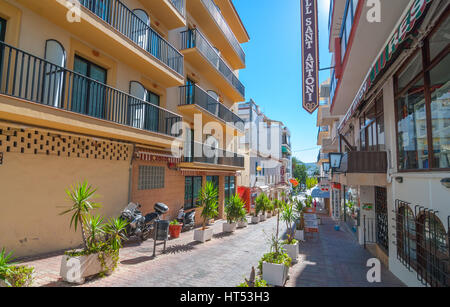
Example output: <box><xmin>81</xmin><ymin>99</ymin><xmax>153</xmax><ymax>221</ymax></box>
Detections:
<box><xmin>19</xmin><ymin>215</ymin><xmax>404</xmax><ymax>287</ymax></box>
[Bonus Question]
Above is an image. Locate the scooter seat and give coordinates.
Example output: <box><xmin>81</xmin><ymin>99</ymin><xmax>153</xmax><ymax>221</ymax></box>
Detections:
<box><xmin>145</xmin><ymin>212</ymin><xmax>158</xmax><ymax>223</ymax></box>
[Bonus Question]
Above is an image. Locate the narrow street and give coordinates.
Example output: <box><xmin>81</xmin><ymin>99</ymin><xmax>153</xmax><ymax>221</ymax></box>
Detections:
<box><xmin>21</xmin><ymin>215</ymin><xmax>404</xmax><ymax>287</ymax></box>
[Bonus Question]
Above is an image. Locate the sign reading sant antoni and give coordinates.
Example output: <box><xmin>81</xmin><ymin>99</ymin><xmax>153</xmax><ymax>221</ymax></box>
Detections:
<box><xmin>301</xmin><ymin>0</ymin><xmax>319</xmax><ymax>114</ymax></box>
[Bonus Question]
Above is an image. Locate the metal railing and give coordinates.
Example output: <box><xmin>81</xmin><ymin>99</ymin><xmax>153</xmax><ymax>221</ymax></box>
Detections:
<box><xmin>79</xmin><ymin>0</ymin><xmax>183</xmax><ymax>75</ymax></box>
<box><xmin>0</xmin><ymin>41</ymin><xmax>182</xmax><ymax>137</ymax></box>
<box><xmin>200</xmin><ymin>0</ymin><xmax>245</xmax><ymax>65</ymax></box>
<box><xmin>184</xmin><ymin>141</ymin><xmax>244</xmax><ymax>168</ymax></box>
<box><xmin>363</xmin><ymin>216</ymin><xmax>376</xmax><ymax>249</ymax></box>
<box><xmin>179</xmin><ymin>84</ymin><xmax>244</xmax><ymax>130</ymax></box>
<box><xmin>180</xmin><ymin>29</ymin><xmax>245</xmax><ymax>98</ymax></box>
<box><xmin>169</xmin><ymin>0</ymin><xmax>185</xmax><ymax>17</ymax></box>
<box><xmin>395</xmin><ymin>200</ymin><xmax>449</xmax><ymax>287</ymax></box>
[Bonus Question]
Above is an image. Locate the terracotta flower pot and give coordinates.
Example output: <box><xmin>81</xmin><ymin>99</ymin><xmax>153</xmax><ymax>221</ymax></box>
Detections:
<box><xmin>169</xmin><ymin>224</ymin><xmax>183</xmax><ymax>239</ymax></box>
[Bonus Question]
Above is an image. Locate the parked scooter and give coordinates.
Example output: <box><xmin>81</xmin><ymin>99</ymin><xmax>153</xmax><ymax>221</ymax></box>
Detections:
<box><xmin>177</xmin><ymin>206</ymin><xmax>196</xmax><ymax>232</ymax></box>
<box><xmin>120</xmin><ymin>202</ymin><xmax>169</xmax><ymax>242</ymax></box>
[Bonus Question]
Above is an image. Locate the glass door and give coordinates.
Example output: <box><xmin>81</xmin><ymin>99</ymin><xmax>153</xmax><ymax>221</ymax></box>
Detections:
<box><xmin>72</xmin><ymin>56</ymin><xmax>107</xmax><ymax>119</ymax></box>
<box><xmin>186</xmin><ymin>78</ymin><xmax>195</xmax><ymax>105</ymax></box>
<box><xmin>145</xmin><ymin>90</ymin><xmax>160</xmax><ymax>132</ymax></box>
<box><xmin>207</xmin><ymin>176</ymin><xmax>220</xmax><ymax>202</ymax></box>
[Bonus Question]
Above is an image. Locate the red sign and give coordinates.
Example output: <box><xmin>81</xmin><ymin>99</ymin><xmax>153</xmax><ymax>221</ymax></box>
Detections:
<box><xmin>301</xmin><ymin>0</ymin><xmax>319</xmax><ymax>114</ymax></box>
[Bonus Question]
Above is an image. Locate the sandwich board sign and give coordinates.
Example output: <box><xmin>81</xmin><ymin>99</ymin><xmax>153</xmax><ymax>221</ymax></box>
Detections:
<box><xmin>304</xmin><ymin>208</ymin><xmax>319</xmax><ymax>233</ymax></box>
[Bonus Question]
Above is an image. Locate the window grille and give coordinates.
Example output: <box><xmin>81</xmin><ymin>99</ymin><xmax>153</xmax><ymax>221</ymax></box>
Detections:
<box><xmin>138</xmin><ymin>166</ymin><xmax>165</xmax><ymax>190</ymax></box>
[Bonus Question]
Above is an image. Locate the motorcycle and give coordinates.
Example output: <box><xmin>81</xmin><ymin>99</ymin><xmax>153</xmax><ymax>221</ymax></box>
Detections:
<box><xmin>120</xmin><ymin>202</ymin><xmax>169</xmax><ymax>242</ymax></box>
<box><xmin>177</xmin><ymin>206</ymin><xmax>196</xmax><ymax>232</ymax></box>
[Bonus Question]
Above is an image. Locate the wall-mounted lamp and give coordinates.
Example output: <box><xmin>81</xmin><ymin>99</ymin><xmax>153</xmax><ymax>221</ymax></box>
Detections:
<box><xmin>441</xmin><ymin>178</ymin><xmax>450</xmax><ymax>189</ymax></box>
<box><xmin>329</xmin><ymin>152</ymin><xmax>343</xmax><ymax>170</ymax></box>
<box><xmin>395</xmin><ymin>177</ymin><xmax>403</xmax><ymax>184</ymax></box>
<box><xmin>323</xmin><ymin>162</ymin><xmax>330</xmax><ymax>174</ymax></box>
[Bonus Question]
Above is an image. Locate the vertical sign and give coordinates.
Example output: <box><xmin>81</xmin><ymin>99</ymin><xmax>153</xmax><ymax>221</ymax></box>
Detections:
<box><xmin>301</xmin><ymin>0</ymin><xmax>320</xmax><ymax>114</ymax></box>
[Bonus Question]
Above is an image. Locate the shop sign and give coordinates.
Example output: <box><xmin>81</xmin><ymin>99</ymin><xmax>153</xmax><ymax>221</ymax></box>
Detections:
<box><xmin>301</xmin><ymin>0</ymin><xmax>320</xmax><ymax>114</ymax></box>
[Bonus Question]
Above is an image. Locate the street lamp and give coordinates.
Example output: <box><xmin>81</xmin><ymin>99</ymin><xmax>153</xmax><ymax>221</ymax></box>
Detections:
<box><xmin>329</xmin><ymin>152</ymin><xmax>343</xmax><ymax>170</ymax></box>
<box><xmin>323</xmin><ymin>162</ymin><xmax>330</xmax><ymax>174</ymax></box>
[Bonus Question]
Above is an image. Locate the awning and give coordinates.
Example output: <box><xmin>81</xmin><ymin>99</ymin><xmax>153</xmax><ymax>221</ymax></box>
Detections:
<box><xmin>180</xmin><ymin>168</ymin><xmax>236</xmax><ymax>176</ymax></box>
<box><xmin>311</xmin><ymin>188</ymin><xmax>330</xmax><ymax>199</ymax></box>
<box><xmin>338</xmin><ymin>0</ymin><xmax>434</xmax><ymax>133</ymax></box>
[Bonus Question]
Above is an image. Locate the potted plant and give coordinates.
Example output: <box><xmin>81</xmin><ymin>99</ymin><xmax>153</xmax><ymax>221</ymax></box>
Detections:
<box><xmin>0</xmin><ymin>248</ymin><xmax>34</xmax><ymax>287</ymax></box>
<box><xmin>294</xmin><ymin>199</ymin><xmax>305</xmax><ymax>242</ymax></box>
<box><xmin>59</xmin><ymin>181</ymin><xmax>128</xmax><ymax>284</ymax></box>
<box><xmin>237</xmin><ymin>267</ymin><xmax>268</xmax><ymax>287</ymax></box>
<box><xmin>224</xmin><ymin>195</ymin><xmax>244</xmax><ymax>233</ymax></box>
<box><xmin>258</xmin><ymin>232</ymin><xmax>291</xmax><ymax>287</ymax></box>
<box><xmin>281</xmin><ymin>202</ymin><xmax>299</xmax><ymax>263</ymax></box>
<box><xmin>266</xmin><ymin>201</ymin><xmax>274</xmax><ymax>218</ymax></box>
<box><xmin>169</xmin><ymin>220</ymin><xmax>183</xmax><ymax>239</ymax></box>
<box><xmin>255</xmin><ymin>193</ymin><xmax>268</xmax><ymax>222</ymax></box>
<box><xmin>237</xmin><ymin>202</ymin><xmax>249</xmax><ymax>228</ymax></box>
<box><xmin>193</xmin><ymin>182</ymin><xmax>218</xmax><ymax>243</ymax></box>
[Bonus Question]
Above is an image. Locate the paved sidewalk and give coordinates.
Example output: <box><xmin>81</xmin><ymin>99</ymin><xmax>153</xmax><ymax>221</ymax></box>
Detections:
<box><xmin>286</xmin><ymin>216</ymin><xmax>405</xmax><ymax>287</ymax></box>
<box><xmin>20</xmin><ymin>217</ymin><xmax>285</xmax><ymax>287</ymax></box>
<box><xmin>19</xmin><ymin>215</ymin><xmax>404</xmax><ymax>287</ymax></box>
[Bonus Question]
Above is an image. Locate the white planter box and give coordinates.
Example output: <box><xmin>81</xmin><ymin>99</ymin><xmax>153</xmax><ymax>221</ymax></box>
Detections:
<box><xmin>194</xmin><ymin>228</ymin><xmax>213</xmax><ymax>243</ymax></box>
<box><xmin>259</xmin><ymin>214</ymin><xmax>267</xmax><ymax>222</ymax></box>
<box><xmin>0</xmin><ymin>279</ymin><xmax>7</xmax><ymax>287</ymax></box>
<box><xmin>251</xmin><ymin>216</ymin><xmax>260</xmax><ymax>224</ymax></box>
<box><xmin>60</xmin><ymin>252</ymin><xmax>115</xmax><ymax>284</ymax></box>
<box><xmin>223</xmin><ymin>223</ymin><xmax>237</xmax><ymax>233</ymax></box>
<box><xmin>238</xmin><ymin>220</ymin><xmax>248</xmax><ymax>228</ymax></box>
<box><xmin>283</xmin><ymin>242</ymin><xmax>299</xmax><ymax>263</ymax></box>
<box><xmin>262</xmin><ymin>262</ymin><xmax>289</xmax><ymax>287</ymax></box>
<box><xmin>295</xmin><ymin>230</ymin><xmax>305</xmax><ymax>242</ymax></box>
<box><xmin>266</xmin><ymin>212</ymin><xmax>272</xmax><ymax>218</ymax></box>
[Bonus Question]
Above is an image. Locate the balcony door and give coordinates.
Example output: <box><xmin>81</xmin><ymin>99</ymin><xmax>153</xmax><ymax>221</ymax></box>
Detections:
<box><xmin>129</xmin><ymin>81</ymin><xmax>160</xmax><ymax>132</ymax></box>
<box><xmin>132</xmin><ymin>9</ymin><xmax>149</xmax><ymax>50</ymax></box>
<box><xmin>80</xmin><ymin>0</ymin><xmax>111</xmax><ymax>22</ymax></box>
<box><xmin>207</xmin><ymin>90</ymin><xmax>219</xmax><ymax>116</ymax></box>
<box><xmin>185</xmin><ymin>78</ymin><xmax>195</xmax><ymax>105</ymax></box>
<box><xmin>71</xmin><ymin>55</ymin><xmax>107</xmax><ymax>119</ymax></box>
<box><xmin>43</xmin><ymin>40</ymin><xmax>66</xmax><ymax>108</ymax></box>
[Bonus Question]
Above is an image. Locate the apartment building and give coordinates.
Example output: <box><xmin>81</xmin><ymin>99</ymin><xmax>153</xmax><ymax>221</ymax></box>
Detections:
<box><xmin>0</xmin><ymin>0</ymin><xmax>248</xmax><ymax>257</ymax></box>
<box><xmin>321</xmin><ymin>0</ymin><xmax>449</xmax><ymax>287</ymax></box>
<box><xmin>237</xmin><ymin>100</ymin><xmax>291</xmax><ymax>209</ymax></box>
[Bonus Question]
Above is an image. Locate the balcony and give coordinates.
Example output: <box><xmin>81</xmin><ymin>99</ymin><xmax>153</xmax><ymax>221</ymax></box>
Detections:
<box><xmin>321</xmin><ymin>138</ymin><xmax>338</xmax><ymax>153</ymax></box>
<box><xmin>180</xmin><ymin>29</ymin><xmax>245</xmax><ymax>102</ymax></box>
<box><xmin>138</xmin><ymin>0</ymin><xmax>186</xmax><ymax>29</ymax></box>
<box><xmin>317</xmin><ymin>126</ymin><xmax>330</xmax><ymax>146</ymax></box>
<box><xmin>183</xmin><ymin>141</ymin><xmax>245</xmax><ymax>169</ymax></box>
<box><xmin>213</xmin><ymin>0</ymin><xmax>250</xmax><ymax>44</ymax></box>
<box><xmin>338</xmin><ymin>151</ymin><xmax>388</xmax><ymax>174</ymax></box>
<box><xmin>179</xmin><ymin>85</ymin><xmax>244</xmax><ymax>132</ymax></box>
<box><xmin>17</xmin><ymin>0</ymin><xmax>184</xmax><ymax>87</ymax></box>
<box><xmin>0</xmin><ymin>41</ymin><xmax>182</xmax><ymax>146</ymax></box>
<box><xmin>187</xmin><ymin>0</ymin><xmax>245</xmax><ymax>69</ymax></box>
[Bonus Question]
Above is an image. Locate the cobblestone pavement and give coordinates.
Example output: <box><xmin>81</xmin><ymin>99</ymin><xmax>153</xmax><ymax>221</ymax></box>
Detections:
<box><xmin>286</xmin><ymin>216</ymin><xmax>405</xmax><ymax>287</ymax></box>
<box><xmin>20</xmin><ymin>215</ymin><xmax>404</xmax><ymax>287</ymax></box>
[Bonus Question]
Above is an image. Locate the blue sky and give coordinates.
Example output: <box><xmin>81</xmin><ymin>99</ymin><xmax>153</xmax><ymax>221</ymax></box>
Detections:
<box><xmin>233</xmin><ymin>0</ymin><xmax>332</xmax><ymax>163</ymax></box>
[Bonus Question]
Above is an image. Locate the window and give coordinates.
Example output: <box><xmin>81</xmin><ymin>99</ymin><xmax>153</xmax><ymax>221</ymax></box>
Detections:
<box><xmin>72</xmin><ymin>55</ymin><xmax>107</xmax><ymax>119</ymax></box>
<box><xmin>43</xmin><ymin>40</ymin><xmax>66</xmax><ymax>108</ymax></box>
<box><xmin>185</xmin><ymin>176</ymin><xmax>202</xmax><ymax>209</ymax></box>
<box><xmin>359</xmin><ymin>95</ymin><xmax>385</xmax><ymax>152</ymax></box>
<box><xmin>396</xmin><ymin>200</ymin><xmax>449</xmax><ymax>287</ymax></box>
<box><xmin>138</xmin><ymin>166</ymin><xmax>165</xmax><ymax>190</ymax></box>
<box><xmin>129</xmin><ymin>81</ymin><xmax>160</xmax><ymax>132</ymax></box>
<box><xmin>224</xmin><ymin>176</ymin><xmax>235</xmax><ymax>202</ymax></box>
<box><xmin>395</xmin><ymin>18</ymin><xmax>450</xmax><ymax>171</ymax></box>
<box><xmin>339</xmin><ymin>0</ymin><xmax>358</xmax><ymax>62</ymax></box>
<box><xmin>80</xmin><ymin>0</ymin><xmax>111</xmax><ymax>22</ymax></box>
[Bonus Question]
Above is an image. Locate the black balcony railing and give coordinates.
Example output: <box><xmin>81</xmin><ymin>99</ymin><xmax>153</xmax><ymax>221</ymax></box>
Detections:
<box><xmin>79</xmin><ymin>0</ymin><xmax>183</xmax><ymax>75</ymax></box>
<box><xmin>180</xmin><ymin>29</ymin><xmax>245</xmax><ymax>98</ymax></box>
<box><xmin>201</xmin><ymin>0</ymin><xmax>245</xmax><ymax>65</ymax></box>
<box><xmin>179</xmin><ymin>84</ymin><xmax>243</xmax><ymax>130</ymax></box>
<box><xmin>184</xmin><ymin>141</ymin><xmax>244</xmax><ymax>168</ymax></box>
<box><xmin>170</xmin><ymin>0</ymin><xmax>185</xmax><ymax>17</ymax></box>
<box><xmin>0</xmin><ymin>41</ymin><xmax>182</xmax><ymax>137</ymax></box>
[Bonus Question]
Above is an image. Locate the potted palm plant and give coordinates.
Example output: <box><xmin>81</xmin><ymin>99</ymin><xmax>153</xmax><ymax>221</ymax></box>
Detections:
<box><xmin>194</xmin><ymin>182</ymin><xmax>218</xmax><ymax>243</ymax></box>
<box><xmin>0</xmin><ymin>248</ymin><xmax>34</xmax><ymax>287</ymax></box>
<box><xmin>258</xmin><ymin>232</ymin><xmax>291</xmax><ymax>287</ymax></box>
<box><xmin>266</xmin><ymin>201</ymin><xmax>274</xmax><ymax>218</ymax></box>
<box><xmin>281</xmin><ymin>202</ymin><xmax>299</xmax><ymax>263</ymax></box>
<box><xmin>223</xmin><ymin>195</ymin><xmax>244</xmax><ymax>233</ymax></box>
<box><xmin>59</xmin><ymin>181</ymin><xmax>128</xmax><ymax>284</ymax></box>
<box><xmin>294</xmin><ymin>199</ymin><xmax>305</xmax><ymax>242</ymax></box>
<box><xmin>169</xmin><ymin>220</ymin><xmax>183</xmax><ymax>239</ymax></box>
<box><xmin>256</xmin><ymin>194</ymin><xmax>268</xmax><ymax>222</ymax></box>
<box><xmin>237</xmin><ymin>200</ymin><xmax>249</xmax><ymax>228</ymax></box>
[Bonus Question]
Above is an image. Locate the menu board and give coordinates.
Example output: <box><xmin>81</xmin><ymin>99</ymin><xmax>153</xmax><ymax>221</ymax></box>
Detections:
<box><xmin>304</xmin><ymin>208</ymin><xmax>319</xmax><ymax>233</ymax></box>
